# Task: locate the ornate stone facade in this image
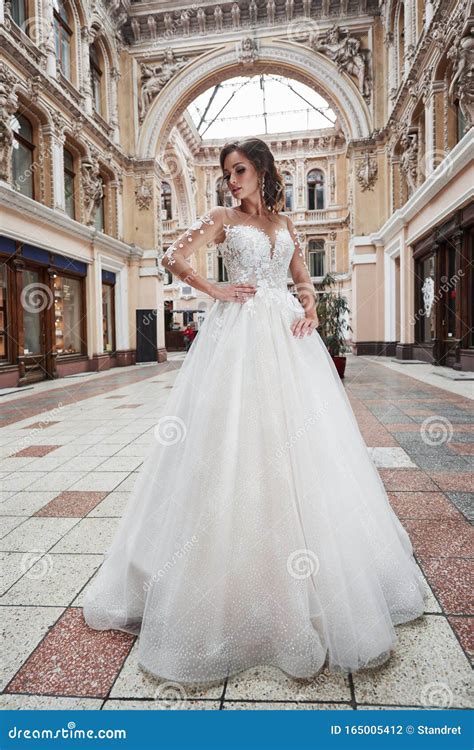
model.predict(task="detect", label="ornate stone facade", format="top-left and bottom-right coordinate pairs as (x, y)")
top-left (0, 0), bottom-right (472, 387)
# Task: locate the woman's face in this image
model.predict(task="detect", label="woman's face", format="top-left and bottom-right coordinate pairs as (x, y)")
top-left (222, 150), bottom-right (260, 201)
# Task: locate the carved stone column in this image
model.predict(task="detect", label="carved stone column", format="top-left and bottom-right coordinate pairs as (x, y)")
top-left (46, 114), bottom-right (67, 211)
top-left (42, 0), bottom-right (57, 78)
top-left (80, 26), bottom-right (94, 116)
top-left (110, 66), bottom-right (121, 144)
top-left (111, 175), bottom-right (123, 240)
top-left (295, 157), bottom-right (306, 211)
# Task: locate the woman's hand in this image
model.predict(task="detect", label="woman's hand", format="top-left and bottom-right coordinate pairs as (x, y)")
top-left (290, 314), bottom-right (318, 338)
top-left (212, 284), bottom-right (257, 303)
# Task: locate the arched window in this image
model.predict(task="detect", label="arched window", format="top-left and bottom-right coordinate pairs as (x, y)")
top-left (11, 0), bottom-right (27, 28)
top-left (216, 176), bottom-right (232, 207)
top-left (54, 1), bottom-right (73, 80)
top-left (307, 170), bottom-right (325, 210)
top-left (308, 239), bottom-right (325, 277)
top-left (283, 172), bottom-right (293, 211)
top-left (64, 147), bottom-right (75, 219)
top-left (90, 43), bottom-right (104, 116)
top-left (11, 113), bottom-right (35, 199)
top-left (161, 181), bottom-right (172, 220)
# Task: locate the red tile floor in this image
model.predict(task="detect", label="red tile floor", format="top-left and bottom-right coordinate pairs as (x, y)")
top-left (0, 354), bottom-right (472, 710)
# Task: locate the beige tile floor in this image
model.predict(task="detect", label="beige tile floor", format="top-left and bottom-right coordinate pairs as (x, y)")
top-left (0, 354), bottom-right (472, 710)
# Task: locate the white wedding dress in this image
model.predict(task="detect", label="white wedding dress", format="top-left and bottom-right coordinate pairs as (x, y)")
top-left (83, 213), bottom-right (428, 685)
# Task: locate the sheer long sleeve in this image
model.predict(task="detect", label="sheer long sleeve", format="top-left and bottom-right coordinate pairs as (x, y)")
top-left (286, 215), bottom-right (318, 319)
top-left (286, 215), bottom-right (310, 274)
top-left (162, 206), bottom-right (225, 269)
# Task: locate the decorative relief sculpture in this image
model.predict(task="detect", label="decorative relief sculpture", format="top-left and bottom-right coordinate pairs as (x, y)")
top-left (81, 157), bottom-right (103, 226)
top-left (309, 25), bottom-right (371, 100)
top-left (139, 50), bottom-right (186, 121)
top-left (356, 150), bottom-right (378, 191)
top-left (135, 177), bottom-right (153, 210)
top-left (448, 26), bottom-right (474, 130)
top-left (238, 37), bottom-right (259, 64)
top-left (0, 64), bottom-right (19, 183)
top-left (231, 3), bottom-right (241, 29)
top-left (399, 130), bottom-right (418, 195)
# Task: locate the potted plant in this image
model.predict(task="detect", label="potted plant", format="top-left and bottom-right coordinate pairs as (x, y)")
top-left (316, 272), bottom-right (352, 379)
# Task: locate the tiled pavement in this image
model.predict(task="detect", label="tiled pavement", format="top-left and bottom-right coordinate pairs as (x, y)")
top-left (0, 354), bottom-right (472, 711)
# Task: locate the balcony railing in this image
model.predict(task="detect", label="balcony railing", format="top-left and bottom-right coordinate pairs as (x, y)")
top-left (162, 219), bottom-right (178, 233)
top-left (285, 209), bottom-right (347, 224)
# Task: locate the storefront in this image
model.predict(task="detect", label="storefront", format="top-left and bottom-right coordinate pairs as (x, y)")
top-left (0, 236), bottom-right (88, 387)
top-left (410, 203), bottom-right (474, 371)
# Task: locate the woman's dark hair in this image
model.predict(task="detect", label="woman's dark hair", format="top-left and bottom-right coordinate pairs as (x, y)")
top-left (219, 138), bottom-right (285, 214)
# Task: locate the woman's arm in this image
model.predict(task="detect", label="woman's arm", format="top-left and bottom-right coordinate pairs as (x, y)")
top-left (161, 206), bottom-right (256, 304)
top-left (285, 215), bottom-right (319, 332)
top-left (161, 206), bottom-right (225, 299)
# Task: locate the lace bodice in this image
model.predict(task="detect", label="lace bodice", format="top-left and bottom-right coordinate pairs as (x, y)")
top-left (216, 224), bottom-right (295, 291)
top-left (162, 206), bottom-right (309, 295)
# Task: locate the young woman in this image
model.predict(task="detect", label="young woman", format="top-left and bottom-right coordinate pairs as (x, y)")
top-left (83, 138), bottom-right (427, 685)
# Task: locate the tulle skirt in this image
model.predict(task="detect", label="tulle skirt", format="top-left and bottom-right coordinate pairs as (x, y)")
top-left (82, 285), bottom-right (427, 684)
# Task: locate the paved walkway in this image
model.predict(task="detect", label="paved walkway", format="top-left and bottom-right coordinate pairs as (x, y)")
top-left (0, 354), bottom-right (472, 710)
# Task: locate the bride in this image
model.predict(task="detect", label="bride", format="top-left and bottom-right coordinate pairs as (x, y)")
top-left (83, 137), bottom-right (427, 685)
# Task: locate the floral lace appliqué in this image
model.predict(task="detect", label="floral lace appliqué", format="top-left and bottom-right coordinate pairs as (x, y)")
top-left (163, 214), bottom-right (215, 266)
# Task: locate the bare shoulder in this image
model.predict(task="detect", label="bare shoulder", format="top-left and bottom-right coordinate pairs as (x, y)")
top-left (207, 205), bottom-right (230, 221)
top-left (280, 213), bottom-right (292, 231)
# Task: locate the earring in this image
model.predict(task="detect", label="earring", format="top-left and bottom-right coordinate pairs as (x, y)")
top-left (261, 174), bottom-right (266, 198)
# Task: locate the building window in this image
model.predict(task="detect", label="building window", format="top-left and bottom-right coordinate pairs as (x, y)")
top-left (64, 147), bottom-right (75, 219)
top-left (307, 169), bottom-right (325, 210)
top-left (94, 175), bottom-right (105, 232)
top-left (415, 254), bottom-right (435, 343)
top-left (457, 104), bottom-right (469, 143)
top-left (397, 3), bottom-right (405, 82)
top-left (216, 177), bottom-right (233, 207)
top-left (217, 255), bottom-right (229, 282)
top-left (11, 0), bottom-right (27, 28)
top-left (0, 264), bottom-right (8, 361)
top-left (54, 1), bottom-right (72, 81)
top-left (283, 172), bottom-right (293, 211)
top-left (90, 43), bottom-right (103, 116)
top-left (309, 239), bottom-right (325, 277)
top-left (11, 113), bottom-right (35, 199)
top-left (22, 268), bottom-right (42, 354)
top-left (53, 274), bottom-right (85, 355)
top-left (102, 280), bottom-right (115, 353)
top-left (161, 181), bottom-right (172, 219)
